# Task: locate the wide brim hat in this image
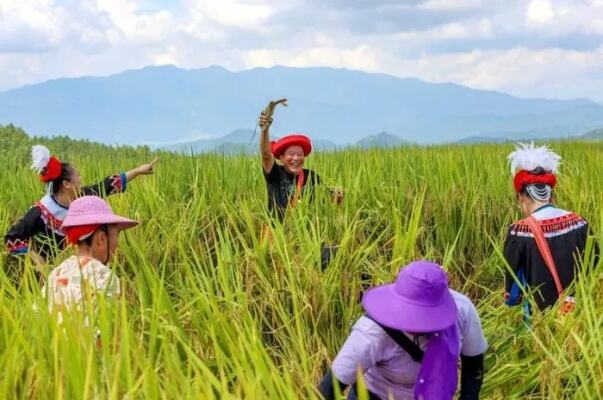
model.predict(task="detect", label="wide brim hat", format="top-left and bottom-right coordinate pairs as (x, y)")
top-left (362, 261), bottom-right (457, 332)
top-left (62, 196), bottom-right (138, 231)
top-left (271, 134), bottom-right (312, 158)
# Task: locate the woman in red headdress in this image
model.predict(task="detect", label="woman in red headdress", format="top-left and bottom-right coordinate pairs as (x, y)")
top-left (4, 145), bottom-right (157, 265)
top-left (503, 143), bottom-right (598, 313)
top-left (258, 100), bottom-right (343, 221)
top-left (258, 100), bottom-right (343, 269)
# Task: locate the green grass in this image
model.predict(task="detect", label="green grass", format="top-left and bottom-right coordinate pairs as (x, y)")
top-left (0, 127), bottom-right (602, 399)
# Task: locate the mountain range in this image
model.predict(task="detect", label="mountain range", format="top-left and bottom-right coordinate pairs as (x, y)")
top-left (0, 65), bottom-right (602, 146)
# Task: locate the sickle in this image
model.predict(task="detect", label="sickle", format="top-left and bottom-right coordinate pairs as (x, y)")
top-left (263, 98), bottom-right (288, 119)
top-left (251, 98), bottom-right (288, 144)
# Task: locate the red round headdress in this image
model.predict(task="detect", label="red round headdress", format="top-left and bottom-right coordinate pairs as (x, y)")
top-left (271, 134), bottom-right (312, 158)
top-left (41, 156), bottom-right (62, 183)
top-left (507, 143), bottom-right (561, 193)
top-left (513, 170), bottom-right (557, 193)
top-left (31, 145), bottom-right (63, 183)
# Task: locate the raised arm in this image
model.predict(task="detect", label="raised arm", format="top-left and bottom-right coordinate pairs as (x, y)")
top-left (259, 112), bottom-right (275, 173)
top-left (125, 157), bottom-right (159, 183)
top-left (259, 98), bottom-right (287, 173)
top-left (82, 158), bottom-right (159, 197)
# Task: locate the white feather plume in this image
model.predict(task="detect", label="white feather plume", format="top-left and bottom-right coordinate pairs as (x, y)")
top-left (31, 145), bottom-right (51, 173)
top-left (507, 142), bottom-right (561, 175)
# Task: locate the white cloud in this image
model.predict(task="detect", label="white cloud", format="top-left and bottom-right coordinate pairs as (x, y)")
top-left (379, 46), bottom-right (603, 102)
top-left (419, 0), bottom-right (486, 11)
top-left (186, 0), bottom-right (273, 28)
top-left (526, 0), bottom-right (555, 25)
top-left (0, 0), bottom-right (602, 103)
top-left (0, 0), bottom-right (68, 51)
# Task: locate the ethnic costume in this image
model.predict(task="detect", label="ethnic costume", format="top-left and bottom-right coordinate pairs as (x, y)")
top-left (503, 143), bottom-right (598, 311)
top-left (264, 134), bottom-right (321, 221)
top-left (264, 164), bottom-right (320, 220)
top-left (4, 145), bottom-right (127, 261)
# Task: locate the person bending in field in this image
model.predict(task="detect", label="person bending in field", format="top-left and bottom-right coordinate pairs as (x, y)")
top-left (319, 261), bottom-right (488, 400)
top-left (504, 143), bottom-right (599, 315)
top-left (43, 196), bottom-right (138, 323)
top-left (4, 145), bottom-right (157, 266)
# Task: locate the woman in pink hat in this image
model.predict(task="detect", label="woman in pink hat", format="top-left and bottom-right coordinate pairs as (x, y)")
top-left (319, 261), bottom-right (488, 400)
top-left (4, 144), bottom-right (157, 265)
top-left (43, 196), bottom-right (138, 317)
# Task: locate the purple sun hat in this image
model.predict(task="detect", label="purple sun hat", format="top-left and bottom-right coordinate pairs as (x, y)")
top-left (62, 196), bottom-right (138, 230)
top-left (362, 261), bottom-right (457, 332)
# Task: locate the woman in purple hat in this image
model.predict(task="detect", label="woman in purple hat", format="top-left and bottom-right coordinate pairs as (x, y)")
top-left (319, 261), bottom-right (488, 400)
top-left (43, 196), bottom-right (138, 319)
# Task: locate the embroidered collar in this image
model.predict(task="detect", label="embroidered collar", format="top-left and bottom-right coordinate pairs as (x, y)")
top-left (36, 194), bottom-right (69, 235)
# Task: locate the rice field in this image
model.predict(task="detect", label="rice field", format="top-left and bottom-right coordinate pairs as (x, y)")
top-left (0, 130), bottom-right (602, 399)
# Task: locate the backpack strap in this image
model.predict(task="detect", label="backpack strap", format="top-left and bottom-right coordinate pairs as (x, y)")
top-left (525, 216), bottom-right (564, 298)
top-left (365, 315), bottom-right (424, 363)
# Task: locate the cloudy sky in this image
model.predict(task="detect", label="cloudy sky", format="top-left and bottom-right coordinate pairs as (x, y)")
top-left (1, 0), bottom-right (602, 102)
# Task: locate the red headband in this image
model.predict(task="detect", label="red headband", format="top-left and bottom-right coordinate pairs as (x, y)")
top-left (64, 224), bottom-right (101, 245)
top-left (40, 156), bottom-right (63, 183)
top-left (513, 170), bottom-right (557, 193)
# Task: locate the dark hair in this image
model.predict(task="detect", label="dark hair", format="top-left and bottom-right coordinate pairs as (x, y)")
top-left (49, 162), bottom-right (74, 195)
top-left (79, 225), bottom-right (108, 246)
top-left (519, 166), bottom-right (551, 196)
top-left (528, 166), bottom-right (547, 175)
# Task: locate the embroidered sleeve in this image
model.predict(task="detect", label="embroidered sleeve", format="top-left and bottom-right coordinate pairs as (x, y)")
top-left (503, 225), bottom-right (526, 306)
top-left (81, 173), bottom-right (127, 197)
top-left (4, 206), bottom-right (44, 256)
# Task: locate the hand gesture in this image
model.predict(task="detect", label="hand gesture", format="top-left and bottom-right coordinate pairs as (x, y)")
top-left (259, 111), bottom-right (273, 131)
top-left (136, 157), bottom-right (159, 175)
top-left (330, 187), bottom-right (344, 205)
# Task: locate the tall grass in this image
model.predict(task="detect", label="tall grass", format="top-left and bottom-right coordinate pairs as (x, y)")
top-left (0, 139), bottom-right (601, 399)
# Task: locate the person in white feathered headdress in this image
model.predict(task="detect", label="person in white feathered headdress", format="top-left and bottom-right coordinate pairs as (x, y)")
top-left (503, 142), bottom-right (598, 315)
top-left (4, 144), bottom-right (158, 268)
top-left (508, 142), bottom-right (561, 213)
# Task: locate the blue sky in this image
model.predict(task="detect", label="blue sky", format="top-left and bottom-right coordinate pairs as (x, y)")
top-left (1, 0), bottom-right (602, 102)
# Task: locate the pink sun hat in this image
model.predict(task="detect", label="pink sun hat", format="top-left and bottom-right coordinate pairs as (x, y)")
top-left (62, 196), bottom-right (138, 230)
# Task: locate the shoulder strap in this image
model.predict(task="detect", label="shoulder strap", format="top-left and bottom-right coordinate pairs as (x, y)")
top-left (290, 169), bottom-right (305, 208)
top-left (366, 316), bottom-right (424, 362)
top-left (525, 216), bottom-right (564, 298)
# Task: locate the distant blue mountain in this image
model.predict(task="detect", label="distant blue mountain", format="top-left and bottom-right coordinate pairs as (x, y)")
top-left (1, 65), bottom-right (602, 145)
top-left (581, 128), bottom-right (603, 140)
top-left (356, 132), bottom-right (410, 148)
top-left (157, 128), bottom-right (340, 154)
